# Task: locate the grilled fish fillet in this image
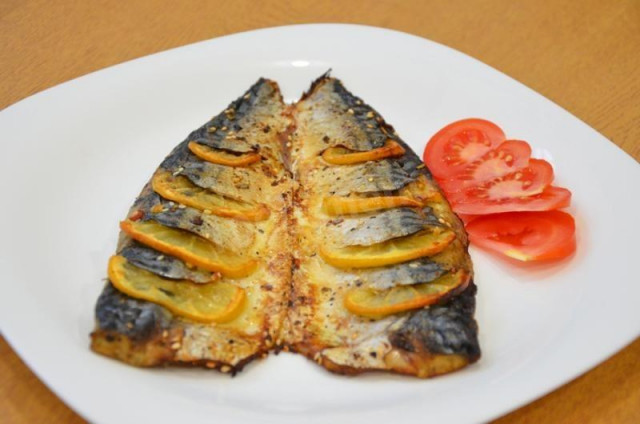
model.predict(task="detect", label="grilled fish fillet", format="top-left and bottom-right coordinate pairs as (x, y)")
top-left (91, 78), bottom-right (292, 373)
top-left (286, 75), bottom-right (480, 377)
top-left (91, 74), bottom-right (480, 378)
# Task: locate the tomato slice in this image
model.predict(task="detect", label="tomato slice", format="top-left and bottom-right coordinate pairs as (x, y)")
top-left (438, 140), bottom-right (531, 193)
top-left (466, 211), bottom-right (576, 262)
top-left (447, 159), bottom-right (554, 205)
top-left (423, 118), bottom-right (506, 179)
top-left (451, 186), bottom-right (571, 215)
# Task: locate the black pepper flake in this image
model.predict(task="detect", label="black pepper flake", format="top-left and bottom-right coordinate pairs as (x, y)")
top-left (369, 352), bottom-right (377, 358)
top-left (263, 125), bottom-right (271, 133)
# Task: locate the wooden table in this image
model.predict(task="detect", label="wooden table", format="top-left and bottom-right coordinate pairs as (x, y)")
top-left (1, 0), bottom-right (639, 422)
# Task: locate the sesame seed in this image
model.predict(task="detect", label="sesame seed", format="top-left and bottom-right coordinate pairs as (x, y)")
top-left (171, 342), bottom-right (181, 350)
top-left (347, 108), bottom-right (354, 114)
top-left (205, 361), bottom-right (216, 368)
top-left (220, 365), bottom-right (232, 373)
top-left (172, 167), bottom-right (184, 176)
top-left (221, 126), bottom-right (228, 131)
top-left (243, 93), bottom-right (251, 99)
top-left (203, 209), bottom-right (212, 215)
top-left (157, 255), bottom-right (165, 261)
top-left (416, 164), bottom-right (426, 169)
top-left (366, 111), bottom-right (374, 118)
top-left (178, 204), bottom-right (186, 209)
top-left (207, 126), bottom-right (217, 133)
top-left (367, 177), bottom-right (374, 182)
top-left (162, 330), bottom-right (168, 338)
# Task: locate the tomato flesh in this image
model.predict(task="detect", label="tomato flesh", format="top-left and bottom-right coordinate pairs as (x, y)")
top-left (466, 211), bottom-right (576, 261)
top-left (424, 119), bottom-right (506, 178)
top-left (451, 186), bottom-right (571, 215)
top-left (448, 159), bottom-right (554, 205)
top-left (438, 139), bottom-right (531, 192)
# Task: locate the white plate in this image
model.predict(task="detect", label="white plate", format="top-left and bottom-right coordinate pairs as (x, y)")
top-left (1, 24), bottom-right (638, 424)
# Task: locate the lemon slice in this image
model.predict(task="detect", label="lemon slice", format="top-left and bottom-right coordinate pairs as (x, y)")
top-left (108, 255), bottom-right (245, 323)
top-left (152, 170), bottom-right (269, 222)
top-left (344, 270), bottom-right (469, 318)
top-left (322, 140), bottom-right (405, 165)
top-left (323, 196), bottom-right (422, 216)
top-left (120, 220), bottom-right (257, 278)
top-left (319, 229), bottom-right (456, 269)
top-left (188, 141), bottom-right (261, 167)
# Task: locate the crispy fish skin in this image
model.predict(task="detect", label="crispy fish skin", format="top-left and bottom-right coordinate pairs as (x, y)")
top-left (355, 258), bottom-right (448, 290)
top-left (327, 207), bottom-right (435, 247)
top-left (120, 244), bottom-right (215, 284)
top-left (287, 74), bottom-right (480, 378)
top-left (91, 78), bottom-right (292, 372)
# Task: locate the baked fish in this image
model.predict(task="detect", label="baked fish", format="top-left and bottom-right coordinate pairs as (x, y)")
top-left (91, 74), bottom-right (480, 378)
top-left (286, 74), bottom-right (480, 377)
top-left (90, 78), bottom-right (293, 373)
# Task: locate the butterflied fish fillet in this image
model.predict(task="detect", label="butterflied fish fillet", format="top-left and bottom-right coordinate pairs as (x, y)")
top-left (91, 78), bottom-right (292, 372)
top-left (91, 74), bottom-right (480, 378)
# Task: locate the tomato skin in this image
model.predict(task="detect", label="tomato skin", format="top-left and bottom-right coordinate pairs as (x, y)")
top-left (466, 211), bottom-right (576, 262)
top-left (423, 119), bottom-right (506, 179)
top-left (438, 139), bottom-right (531, 193)
top-left (451, 186), bottom-right (571, 215)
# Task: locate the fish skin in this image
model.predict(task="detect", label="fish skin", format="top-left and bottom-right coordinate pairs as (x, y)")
top-left (159, 142), bottom-right (266, 203)
top-left (130, 184), bottom-right (256, 252)
top-left (328, 207), bottom-right (426, 246)
top-left (121, 244), bottom-right (214, 283)
top-left (388, 283), bottom-right (480, 359)
top-left (186, 78), bottom-right (283, 153)
top-left (150, 202), bottom-right (255, 252)
top-left (355, 258), bottom-right (448, 290)
top-left (324, 160), bottom-right (414, 196)
top-left (94, 283), bottom-right (170, 341)
top-left (297, 77), bottom-right (396, 151)
top-left (179, 157), bottom-right (257, 201)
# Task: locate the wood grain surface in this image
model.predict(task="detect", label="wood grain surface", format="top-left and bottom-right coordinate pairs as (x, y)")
top-left (1, 0), bottom-right (638, 423)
